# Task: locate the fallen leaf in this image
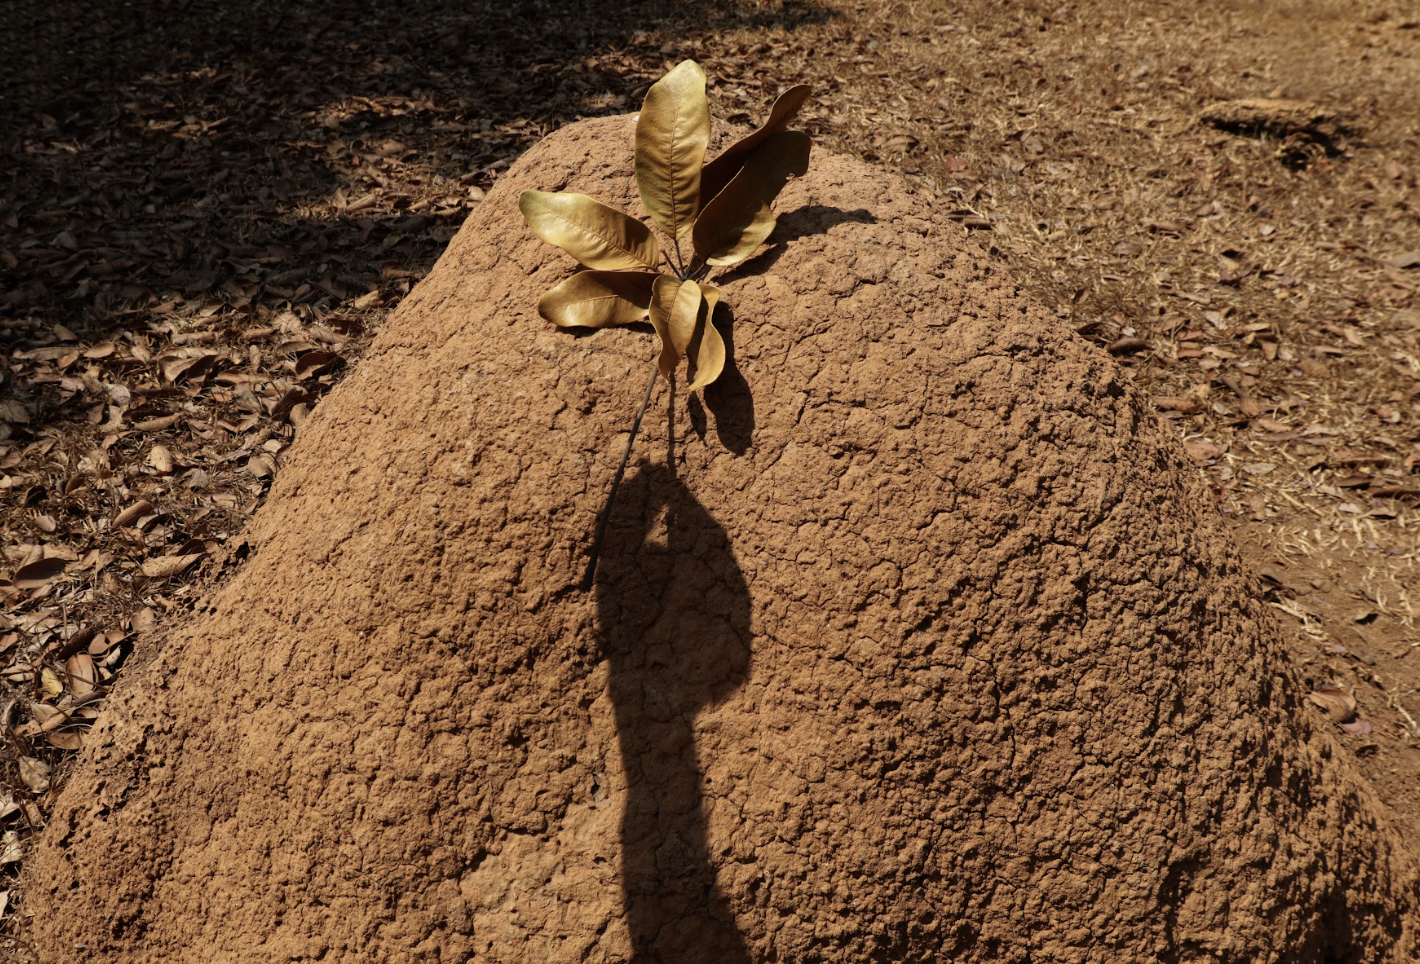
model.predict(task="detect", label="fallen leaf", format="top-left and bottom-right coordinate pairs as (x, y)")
top-left (1152, 396), bottom-right (1203, 414)
top-left (22, 703), bottom-right (68, 736)
top-left (148, 445), bottom-right (175, 474)
top-left (0, 832), bottom-right (21, 866)
top-left (1184, 441), bottom-right (1226, 461)
top-left (18, 757), bottom-right (50, 795)
top-left (1107, 337), bottom-right (1151, 355)
top-left (40, 667), bottom-right (63, 699)
top-left (1308, 686), bottom-right (1358, 722)
top-left (133, 414), bottom-right (182, 432)
top-left (160, 351), bottom-right (218, 383)
top-left (141, 553), bottom-right (204, 579)
top-left (46, 730), bottom-right (84, 751)
top-left (113, 500), bottom-right (157, 528)
top-left (12, 557), bottom-right (68, 590)
top-left (66, 652), bottom-right (98, 699)
top-left (295, 350), bottom-right (346, 379)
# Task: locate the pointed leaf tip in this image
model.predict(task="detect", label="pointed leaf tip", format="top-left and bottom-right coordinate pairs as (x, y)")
top-left (701, 84), bottom-right (813, 205)
top-left (636, 61), bottom-right (711, 240)
top-left (519, 190), bottom-right (660, 271)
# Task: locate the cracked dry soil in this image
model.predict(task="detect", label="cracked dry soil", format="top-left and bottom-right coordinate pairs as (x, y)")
top-left (22, 117), bottom-right (1420, 962)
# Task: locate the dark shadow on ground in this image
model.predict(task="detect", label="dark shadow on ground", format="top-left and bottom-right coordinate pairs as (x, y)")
top-left (0, 0), bottom-right (832, 334)
top-left (593, 461), bottom-right (752, 964)
top-left (699, 304), bottom-right (756, 455)
top-left (719, 204), bottom-right (877, 281)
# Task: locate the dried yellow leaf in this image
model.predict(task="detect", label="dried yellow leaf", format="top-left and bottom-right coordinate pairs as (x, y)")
top-left (40, 666), bottom-right (63, 699)
top-left (649, 276), bottom-right (701, 380)
top-left (635, 60), bottom-right (710, 239)
top-left (537, 271), bottom-right (658, 328)
top-left (693, 132), bottom-right (811, 267)
top-left (518, 190), bottom-right (660, 271)
top-left (687, 284), bottom-right (726, 391)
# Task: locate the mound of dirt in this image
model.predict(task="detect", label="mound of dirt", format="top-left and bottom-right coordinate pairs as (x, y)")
top-left (23, 116), bottom-right (1418, 963)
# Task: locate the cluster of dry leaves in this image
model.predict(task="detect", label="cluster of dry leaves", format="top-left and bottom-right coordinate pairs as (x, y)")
top-left (2, 0), bottom-right (1418, 946)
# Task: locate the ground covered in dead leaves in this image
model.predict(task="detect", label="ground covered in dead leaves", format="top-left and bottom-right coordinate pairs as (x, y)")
top-left (1, 0), bottom-right (1417, 950)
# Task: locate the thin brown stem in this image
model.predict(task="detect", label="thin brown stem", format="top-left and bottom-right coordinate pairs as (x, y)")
top-left (670, 235), bottom-right (689, 279)
top-left (667, 368), bottom-right (676, 470)
top-left (580, 364), bottom-right (660, 592)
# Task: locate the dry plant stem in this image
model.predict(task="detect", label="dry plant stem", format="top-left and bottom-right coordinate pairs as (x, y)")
top-left (667, 369), bottom-right (677, 470)
top-left (579, 363), bottom-right (660, 592)
top-left (669, 237), bottom-right (688, 278)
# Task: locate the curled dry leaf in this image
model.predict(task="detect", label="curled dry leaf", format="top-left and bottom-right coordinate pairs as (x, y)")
top-left (160, 351), bottom-right (219, 384)
top-left (700, 84), bottom-right (813, 205)
top-left (141, 552), bottom-right (205, 579)
top-left (693, 131), bottom-right (812, 267)
top-left (1153, 396), bottom-right (1204, 415)
top-left (46, 729), bottom-right (84, 751)
top-left (88, 631), bottom-right (126, 659)
top-left (687, 284), bottom-right (725, 392)
top-left (650, 276), bottom-right (703, 380)
top-left (66, 652), bottom-right (98, 700)
top-left (635, 59), bottom-right (710, 239)
top-left (296, 350), bottom-right (345, 379)
top-left (1308, 686), bottom-right (1358, 723)
top-left (40, 667), bottom-right (63, 699)
top-left (518, 191), bottom-right (660, 271)
top-left (113, 500), bottom-right (157, 528)
top-left (22, 702), bottom-right (68, 737)
top-left (133, 413), bottom-right (182, 432)
top-left (246, 453), bottom-right (276, 478)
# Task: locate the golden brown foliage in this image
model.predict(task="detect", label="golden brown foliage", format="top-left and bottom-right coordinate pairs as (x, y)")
top-left (520, 60), bottom-right (811, 392)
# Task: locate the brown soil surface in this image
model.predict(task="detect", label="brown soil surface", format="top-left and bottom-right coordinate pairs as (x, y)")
top-left (20, 116), bottom-right (1420, 963)
top-left (2, 0), bottom-right (1418, 956)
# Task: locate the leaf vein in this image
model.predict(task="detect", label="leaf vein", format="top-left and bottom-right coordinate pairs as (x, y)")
top-left (545, 211), bottom-right (650, 266)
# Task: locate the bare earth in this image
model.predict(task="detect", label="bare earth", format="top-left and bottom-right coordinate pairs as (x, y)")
top-left (1, 0), bottom-right (1418, 952)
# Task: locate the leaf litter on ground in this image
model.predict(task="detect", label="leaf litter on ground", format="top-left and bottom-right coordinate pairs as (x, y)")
top-left (2, 0), bottom-right (1420, 951)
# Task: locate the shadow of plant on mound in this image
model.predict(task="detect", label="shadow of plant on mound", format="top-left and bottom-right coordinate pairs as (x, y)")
top-left (684, 205), bottom-right (877, 454)
top-left (717, 204), bottom-right (878, 282)
top-left (593, 462), bottom-right (752, 964)
top-left (689, 303), bottom-right (755, 456)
